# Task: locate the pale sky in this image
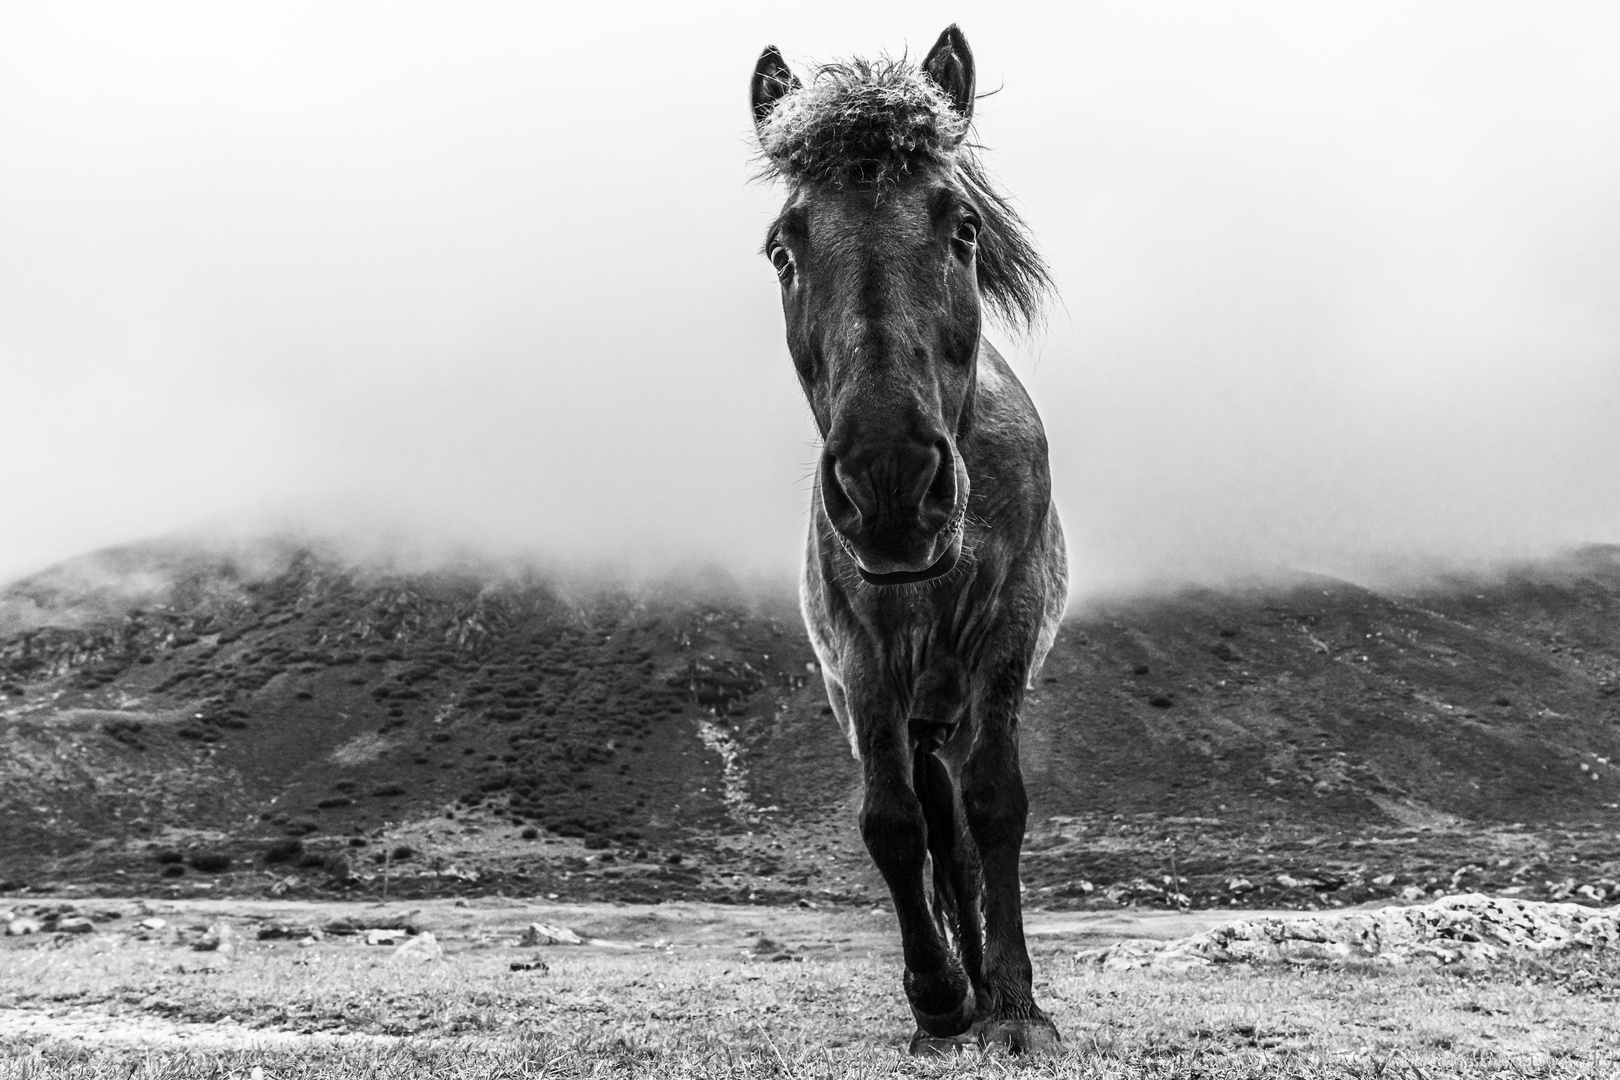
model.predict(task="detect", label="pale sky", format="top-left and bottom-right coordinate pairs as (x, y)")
top-left (3, 2), bottom-right (1618, 595)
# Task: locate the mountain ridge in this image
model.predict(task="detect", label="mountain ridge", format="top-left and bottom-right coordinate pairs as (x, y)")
top-left (2, 538), bottom-right (1617, 910)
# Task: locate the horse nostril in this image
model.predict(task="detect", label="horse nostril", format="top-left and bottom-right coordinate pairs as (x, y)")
top-left (923, 441), bottom-right (957, 518)
top-left (820, 452), bottom-right (864, 531)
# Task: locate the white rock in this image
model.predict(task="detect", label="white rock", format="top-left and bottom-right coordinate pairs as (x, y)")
top-left (195, 922), bottom-right (234, 953)
top-left (520, 922), bottom-right (583, 946)
top-left (393, 931), bottom-right (442, 961)
top-left (6, 918), bottom-right (42, 936)
top-left (365, 928), bottom-right (409, 946)
top-left (138, 917), bottom-right (168, 931)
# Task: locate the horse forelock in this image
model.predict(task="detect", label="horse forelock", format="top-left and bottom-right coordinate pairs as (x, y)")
top-left (757, 58), bottom-right (965, 188)
top-left (756, 57), bottom-right (1052, 332)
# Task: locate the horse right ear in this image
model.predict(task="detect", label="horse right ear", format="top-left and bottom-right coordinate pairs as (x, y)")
top-left (751, 46), bottom-right (800, 133)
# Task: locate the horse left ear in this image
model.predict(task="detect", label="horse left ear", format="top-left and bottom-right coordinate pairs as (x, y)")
top-left (922, 25), bottom-right (975, 123)
top-left (751, 46), bottom-right (800, 134)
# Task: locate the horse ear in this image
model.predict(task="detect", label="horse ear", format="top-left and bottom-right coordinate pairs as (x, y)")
top-left (751, 46), bottom-right (800, 133)
top-left (922, 25), bottom-right (975, 123)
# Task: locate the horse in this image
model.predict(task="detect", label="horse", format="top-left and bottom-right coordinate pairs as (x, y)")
top-left (749, 26), bottom-right (1069, 1055)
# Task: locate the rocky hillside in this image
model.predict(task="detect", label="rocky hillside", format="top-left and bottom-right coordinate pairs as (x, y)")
top-left (2, 538), bottom-right (1617, 910)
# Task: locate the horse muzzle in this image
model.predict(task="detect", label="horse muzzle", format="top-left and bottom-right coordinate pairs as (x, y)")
top-left (837, 510), bottom-right (966, 586)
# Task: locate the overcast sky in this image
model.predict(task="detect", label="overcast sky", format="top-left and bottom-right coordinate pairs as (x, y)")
top-left (3, 1), bottom-right (1618, 596)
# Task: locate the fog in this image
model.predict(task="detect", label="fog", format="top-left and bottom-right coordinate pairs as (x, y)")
top-left (3, 1), bottom-right (1618, 596)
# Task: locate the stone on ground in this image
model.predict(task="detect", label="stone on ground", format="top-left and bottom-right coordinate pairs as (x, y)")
top-left (520, 922), bottom-right (583, 946)
top-left (393, 931), bottom-right (442, 961)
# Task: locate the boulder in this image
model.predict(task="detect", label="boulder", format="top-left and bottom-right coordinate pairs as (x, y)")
top-left (393, 932), bottom-right (442, 961)
top-left (6, 918), bottom-right (42, 936)
top-left (195, 922), bottom-right (235, 953)
top-left (365, 928), bottom-right (409, 945)
top-left (520, 922), bottom-right (583, 946)
top-left (54, 916), bottom-right (96, 935)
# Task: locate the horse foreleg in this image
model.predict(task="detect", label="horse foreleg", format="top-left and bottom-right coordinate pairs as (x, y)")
top-left (961, 683), bottom-right (1060, 1054)
top-left (908, 749), bottom-right (986, 1055)
top-left (856, 712), bottom-right (976, 1039)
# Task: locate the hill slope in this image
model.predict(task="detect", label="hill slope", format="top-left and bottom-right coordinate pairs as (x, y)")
top-left (2, 539), bottom-right (1617, 909)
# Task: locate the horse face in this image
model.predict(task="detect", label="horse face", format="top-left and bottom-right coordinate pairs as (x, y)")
top-left (755, 30), bottom-right (982, 585)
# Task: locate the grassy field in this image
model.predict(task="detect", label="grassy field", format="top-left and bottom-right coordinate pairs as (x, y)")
top-left (1, 899), bottom-right (1616, 1079)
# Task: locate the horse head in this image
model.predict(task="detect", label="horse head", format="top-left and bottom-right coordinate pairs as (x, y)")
top-left (751, 27), bottom-right (1048, 586)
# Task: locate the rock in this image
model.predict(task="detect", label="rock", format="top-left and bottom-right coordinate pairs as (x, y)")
top-left (393, 931), bottom-right (441, 961)
top-left (520, 922), bottom-right (583, 946)
top-left (1079, 894), bottom-right (1620, 972)
top-left (195, 922), bottom-right (234, 953)
top-left (365, 928), bottom-right (409, 946)
top-left (138, 917), bottom-right (168, 931)
top-left (796, 898), bottom-right (816, 909)
top-left (1226, 877), bottom-right (1254, 893)
top-left (55, 916), bottom-right (96, 935)
top-left (7, 918), bottom-right (43, 936)
top-left (1399, 885), bottom-right (1426, 901)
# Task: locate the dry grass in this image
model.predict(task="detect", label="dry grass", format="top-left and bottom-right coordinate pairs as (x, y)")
top-left (2, 927), bottom-right (1618, 1078)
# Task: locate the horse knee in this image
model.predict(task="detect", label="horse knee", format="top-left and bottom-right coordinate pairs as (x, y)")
top-left (860, 791), bottom-right (927, 869)
top-left (961, 772), bottom-right (1028, 848)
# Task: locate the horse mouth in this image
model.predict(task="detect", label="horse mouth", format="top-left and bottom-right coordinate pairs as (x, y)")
top-left (846, 515), bottom-right (966, 587)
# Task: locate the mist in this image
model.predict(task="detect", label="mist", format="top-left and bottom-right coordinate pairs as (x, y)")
top-left (3, 1), bottom-right (1617, 597)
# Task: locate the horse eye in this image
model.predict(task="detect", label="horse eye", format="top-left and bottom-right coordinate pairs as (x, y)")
top-left (769, 244), bottom-right (794, 282)
top-left (955, 219), bottom-right (979, 247)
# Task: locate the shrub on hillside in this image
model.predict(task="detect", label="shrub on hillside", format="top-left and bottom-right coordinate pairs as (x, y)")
top-left (263, 839), bottom-right (303, 864)
top-left (189, 852), bottom-right (232, 873)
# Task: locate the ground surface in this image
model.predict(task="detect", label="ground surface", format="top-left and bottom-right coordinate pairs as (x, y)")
top-left (2, 539), bottom-right (1619, 913)
top-left (2, 897), bottom-right (1617, 1078)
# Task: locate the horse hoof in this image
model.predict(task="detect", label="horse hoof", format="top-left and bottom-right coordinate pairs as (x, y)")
top-left (976, 1016), bottom-right (1062, 1056)
top-left (903, 968), bottom-right (976, 1038)
top-left (909, 1029), bottom-right (976, 1057)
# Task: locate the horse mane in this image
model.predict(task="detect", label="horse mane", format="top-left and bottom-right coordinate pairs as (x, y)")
top-left (756, 57), bottom-right (1052, 333)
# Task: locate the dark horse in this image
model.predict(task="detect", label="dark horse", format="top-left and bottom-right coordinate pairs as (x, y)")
top-left (750, 26), bottom-right (1067, 1055)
